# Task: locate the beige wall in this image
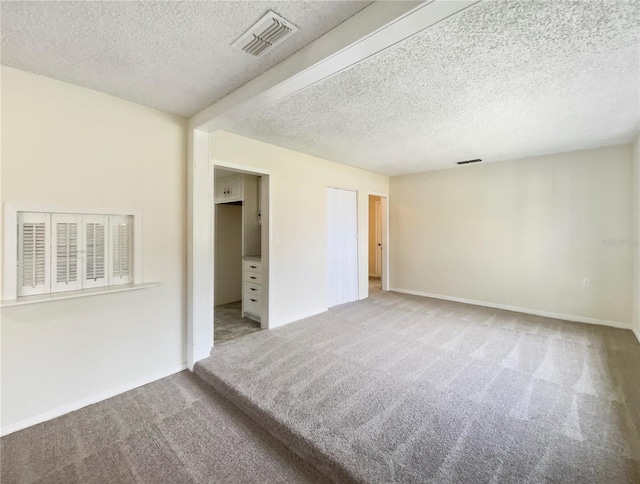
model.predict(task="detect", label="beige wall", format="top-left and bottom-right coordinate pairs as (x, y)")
top-left (368, 195), bottom-right (382, 276)
top-left (215, 204), bottom-right (242, 305)
top-left (632, 135), bottom-right (640, 341)
top-left (1, 67), bottom-right (187, 431)
top-left (211, 131), bottom-right (389, 326)
top-left (390, 145), bottom-right (634, 326)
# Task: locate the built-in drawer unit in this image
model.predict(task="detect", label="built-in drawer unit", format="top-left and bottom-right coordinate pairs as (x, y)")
top-left (243, 260), bottom-right (262, 273)
top-left (242, 256), bottom-right (262, 321)
top-left (244, 294), bottom-right (261, 316)
top-left (245, 282), bottom-right (261, 296)
top-left (244, 272), bottom-right (261, 285)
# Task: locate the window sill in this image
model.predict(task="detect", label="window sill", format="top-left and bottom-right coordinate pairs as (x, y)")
top-left (0, 283), bottom-right (158, 308)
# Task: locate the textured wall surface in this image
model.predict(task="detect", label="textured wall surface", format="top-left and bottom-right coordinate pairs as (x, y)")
top-left (0, 1), bottom-right (371, 116)
top-left (229, 0), bottom-right (640, 175)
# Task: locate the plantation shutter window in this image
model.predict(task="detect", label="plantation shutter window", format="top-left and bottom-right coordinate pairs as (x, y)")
top-left (109, 215), bottom-right (133, 285)
top-left (17, 212), bottom-right (51, 297)
top-left (51, 214), bottom-right (82, 293)
top-left (83, 215), bottom-right (108, 289)
top-left (7, 208), bottom-right (140, 302)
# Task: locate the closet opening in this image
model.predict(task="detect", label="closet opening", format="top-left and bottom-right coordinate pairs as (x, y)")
top-left (213, 166), bottom-right (268, 345)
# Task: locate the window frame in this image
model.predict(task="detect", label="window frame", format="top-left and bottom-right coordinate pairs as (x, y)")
top-left (3, 203), bottom-right (142, 302)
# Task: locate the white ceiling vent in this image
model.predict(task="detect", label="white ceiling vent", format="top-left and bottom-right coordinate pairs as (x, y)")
top-left (231, 11), bottom-right (299, 58)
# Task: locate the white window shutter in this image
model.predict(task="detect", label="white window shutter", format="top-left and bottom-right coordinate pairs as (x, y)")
top-left (82, 215), bottom-right (108, 289)
top-left (17, 212), bottom-right (51, 296)
top-left (109, 215), bottom-right (133, 285)
top-left (51, 214), bottom-right (82, 292)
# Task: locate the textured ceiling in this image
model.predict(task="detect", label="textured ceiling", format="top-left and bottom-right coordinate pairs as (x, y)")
top-left (0, 1), bottom-right (371, 117)
top-left (228, 0), bottom-right (640, 176)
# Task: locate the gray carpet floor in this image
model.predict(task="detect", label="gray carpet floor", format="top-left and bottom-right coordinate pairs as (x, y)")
top-left (0, 371), bottom-right (328, 484)
top-left (196, 289), bottom-right (640, 483)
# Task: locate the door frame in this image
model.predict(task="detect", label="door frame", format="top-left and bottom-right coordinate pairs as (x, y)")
top-left (187, 158), bottom-right (272, 370)
top-left (368, 192), bottom-right (389, 292)
top-left (210, 159), bottom-right (271, 326)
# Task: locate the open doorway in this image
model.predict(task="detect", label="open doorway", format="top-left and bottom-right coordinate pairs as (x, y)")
top-left (368, 194), bottom-right (387, 294)
top-left (213, 166), bottom-right (268, 344)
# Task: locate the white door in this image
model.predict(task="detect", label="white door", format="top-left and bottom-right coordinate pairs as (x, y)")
top-left (327, 188), bottom-right (358, 307)
top-left (374, 200), bottom-right (383, 278)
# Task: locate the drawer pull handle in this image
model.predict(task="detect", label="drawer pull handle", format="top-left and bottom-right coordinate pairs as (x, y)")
top-left (250, 288), bottom-right (257, 291)
top-left (250, 265), bottom-right (257, 269)
top-left (250, 276), bottom-right (257, 279)
top-left (250, 299), bottom-right (257, 302)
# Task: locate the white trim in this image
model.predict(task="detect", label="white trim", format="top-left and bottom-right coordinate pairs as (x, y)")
top-left (259, 173), bottom-right (271, 329)
top-left (213, 159), bottom-right (273, 177)
top-left (187, 130), bottom-right (211, 371)
top-left (3, 203), bottom-right (143, 301)
top-left (633, 327), bottom-right (640, 344)
top-left (270, 307), bottom-right (328, 329)
top-left (0, 363), bottom-right (187, 437)
top-left (0, 283), bottom-right (157, 307)
top-left (390, 287), bottom-right (633, 330)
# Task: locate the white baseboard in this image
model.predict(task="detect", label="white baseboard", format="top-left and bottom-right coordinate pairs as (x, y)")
top-left (633, 327), bottom-right (640, 344)
top-left (270, 307), bottom-right (328, 329)
top-left (390, 287), bottom-right (632, 330)
top-left (1, 362), bottom-right (187, 437)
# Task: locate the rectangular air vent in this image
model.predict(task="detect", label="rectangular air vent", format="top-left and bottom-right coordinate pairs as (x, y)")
top-left (456, 159), bottom-right (482, 165)
top-left (231, 11), bottom-right (299, 58)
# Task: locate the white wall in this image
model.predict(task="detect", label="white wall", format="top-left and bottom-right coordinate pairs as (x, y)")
top-left (632, 135), bottom-right (640, 341)
top-left (211, 131), bottom-right (389, 327)
top-left (390, 145), bottom-right (634, 327)
top-left (1, 67), bottom-right (187, 432)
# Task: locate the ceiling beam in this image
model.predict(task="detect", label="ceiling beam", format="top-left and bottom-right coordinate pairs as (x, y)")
top-left (189, 0), bottom-right (480, 133)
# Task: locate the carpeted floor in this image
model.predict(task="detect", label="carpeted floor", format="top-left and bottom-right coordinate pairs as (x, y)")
top-left (196, 289), bottom-right (640, 483)
top-left (0, 371), bottom-right (328, 484)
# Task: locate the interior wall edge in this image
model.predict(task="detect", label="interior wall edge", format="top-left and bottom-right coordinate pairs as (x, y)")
top-left (0, 363), bottom-right (187, 437)
top-left (390, 287), bottom-right (632, 331)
